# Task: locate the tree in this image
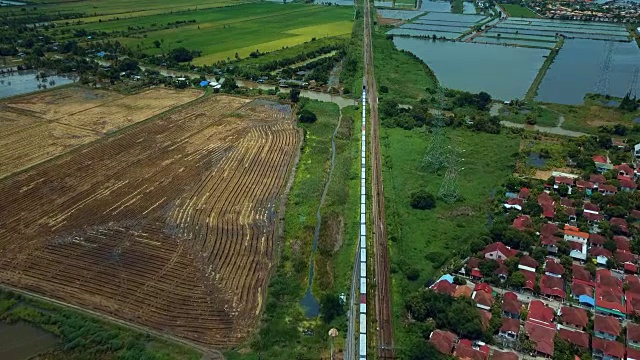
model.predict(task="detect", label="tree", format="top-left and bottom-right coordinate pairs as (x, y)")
top-left (290, 87), bottom-right (301, 103)
top-left (479, 259), bottom-right (499, 277)
top-left (118, 58), bottom-right (139, 72)
top-left (476, 91), bottom-right (492, 111)
top-left (508, 271), bottom-right (526, 288)
top-left (557, 184), bottom-right (570, 197)
top-left (585, 261), bottom-right (597, 276)
top-left (168, 47), bottom-right (193, 62)
top-left (410, 190), bottom-right (436, 210)
top-left (221, 77), bottom-right (237, 92)
top-left (319, 293), bottom-right (344, 323)
top-left (298, 109), bottom-right (317, 123)
top-left (153, 40), bottom-right (161, 48)
top-left (619, 92), bottom-right (639, 112)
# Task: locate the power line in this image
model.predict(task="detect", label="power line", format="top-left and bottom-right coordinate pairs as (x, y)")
top-left (594, 41), bottom-right (615, 96)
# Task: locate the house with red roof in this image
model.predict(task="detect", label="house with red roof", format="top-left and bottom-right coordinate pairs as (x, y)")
top-left (455, 339), bottom-right (490, 360)
top-left (554, 177), bottom-right (575, 193)
top-left (499, 318), bottom-right (520, 340)
top-left (524, 320), bottom-right (555, 358)
top-left (541, 222), bottom-right (560, 237)
top-left (504, 197), bottom-right (524, 211)
top-left (631, 209), bottom-right (640, 221)
top-left (490, 350), bottom-right (519, 360)
top-left (545, 258), bottom-right (565, 278)
top-left (527, 300), bottom-right (555, 328)
top-left (611, 218), bottom-right (629, 234)
top-left (593, 155), bottom-right (613, 173)
top-left (627, 347), bottom-right (640, 360)
top-left (482, 242), bottom-right (517, 261)
top-left (576, 180), bottom-right (595, 195)
top-left (592, 337), bottom-right (624, 360)
top-left (599, 184), bottom-right (618, 195)
top-left (475, 283), bottom-right (492, 294)
top-left (616, 250), bottom-right (636, 265)
top-left (522, 270), bottom-right (537, 292)
top-left (558, 327), bottom-right (590, 349)
top-left (502, 293), bottom-right (522, 319)
top-left (627, 292), bottom-right (640, 318)
top-left (429, 330), bottom-right (458, 355)
top-left (590, 233), bottom-right (607, 247)
top-left (479, 309), bottom-right (492, 331)
top-left (614, 236), bottom-right (631, 251)
top-left (513, 215), bottom-right (532, 230)
top-left (454, 285), bottom-right (473, 298)
top-left (518, 255), bottom-right (539, 273)
top-left (595, 271), bottom-right (626, 318)
top-left (590, 174), bottom-right (606, 186)
top-left (432, 280), bottom-right (457, 296)
top-left (616, 163), bottom-right (634, 178)
top-left (594, 314), bottom-right (622, 340)
top-left (573, 264), bottom-right (595, 286)
top-left (572, 282), bottom-right (595, 307)
top-left (518, 187), bottom-right (530, 200)
top-left (628, 322), bottom-right (640, 350)
top-left (540, 274), bottom-right (566, 300)
top-left (620, 177), bottom-right (637, 192)
top-left (559, 306), bottom-right (588, 330)
top-left (590, 247), bottom-right (613, 266)
top-left (538, 192), bottom-right (556, 218)
top-left (626, 263), bottom-right (639, 275)
top-left (564, 225), bottom-right (589, 261)
top-left (473, 290), bottom-right (495, 311)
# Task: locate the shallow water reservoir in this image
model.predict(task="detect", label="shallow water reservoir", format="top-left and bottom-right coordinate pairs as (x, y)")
top-left (0, 322), bottom-right (58, 359)
top-left (393, 37), bottom-right (548, 99)
top-left (536, 39), bottom-right (640, 104)
top-left (0, 71), bottom-right (76, 99)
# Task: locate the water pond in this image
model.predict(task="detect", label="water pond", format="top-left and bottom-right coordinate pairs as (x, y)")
top-left (378, 9), bottom-right (425, 19)
top-left (393, 37), bottom-right (548, 99)
top-left (536, 39), bottom-right (640, 104)
top-left (419, 0), bottom-right (451, 12)
top-left (0, 71), bottom-right (76, 99)
top-left (0, 322), bottom-right (58, 359)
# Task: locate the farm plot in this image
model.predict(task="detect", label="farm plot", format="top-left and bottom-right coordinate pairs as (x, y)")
top-left (0, 87), bottom-right (200, 178)
top-left (0, 95), bottom-right (300, 347)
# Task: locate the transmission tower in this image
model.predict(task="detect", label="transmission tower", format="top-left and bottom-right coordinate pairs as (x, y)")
top-left (628, 65), bottom-right (639, 97)
top-left (438, 147), bottom-right (461, 203)
top-left (594, 41), bottom-right (615, 96)
top-left (421, 122), bottom-right (448, 172)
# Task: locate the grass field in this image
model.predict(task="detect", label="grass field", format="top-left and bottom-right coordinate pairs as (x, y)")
top-left (373, 28), bottom-right (437, 104)
top-left (380, 126), bottom-right (519, 352)
top-left (393, 0), bottom-right (417, 9)
top-left (498, 104), bottom-right (560, 127)
top-left (60, 3), bottom-right (353, 65)
top-left (544, 95), bottom-right (640, 134)
top-left (501, 3), bottom-right (540, 18)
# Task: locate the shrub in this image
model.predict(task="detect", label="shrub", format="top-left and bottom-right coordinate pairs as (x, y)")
top-left (298, 109), bottom-right (317, 123)
top-left (410, 190), bottom-right (436, 210)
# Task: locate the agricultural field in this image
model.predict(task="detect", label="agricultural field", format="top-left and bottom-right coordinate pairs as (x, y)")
top-left (0, 95), bottom-right (300, 347)
top-left (53, 3), bottom-right (353, 65)
top-left (0, 86), bottom-right (201, 179)
top-left (500, 4), bottom-right (540, 18)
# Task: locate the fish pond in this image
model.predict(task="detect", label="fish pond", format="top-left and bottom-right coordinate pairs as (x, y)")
top-left (0, 322), bottom-right (58, 359)
top-left (392, 37), bottom-right (548, 99)
top-left (0, 71), bottom-right (76, 99)
top-left (536, 39), bottom-right (640, 104)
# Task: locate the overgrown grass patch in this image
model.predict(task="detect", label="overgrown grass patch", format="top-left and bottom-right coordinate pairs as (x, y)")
top-left (501, 3), bottom-right (540, 18)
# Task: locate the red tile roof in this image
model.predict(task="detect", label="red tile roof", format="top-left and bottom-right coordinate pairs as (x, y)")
top-left (541, 235), bottom-right (561, 246)
top-left (631, 209), bottom-right (640, 219)
top-left (589, 233), bottom-right (606, 246)
top-left (593, 155), bottom-right (609, 164)
top-left (506, 198), bottom-right (524, 207)
top-left (518, 187), bottom-right (530, 199)
top-left (513, 215), bottom-right (532, 230)
top-left (611, 217), bottom-right (629, 233)
top-left (490, 350), bottom-right (519, 360)
top-left (626, 263), bottom-right (639, 274)
top-left (572, 282), bottom-right (594, 298)
top-left (545, 259), bottom-right (564, 276)
top-left (584, 202), bottom-right (601, 212)
top-left (432, 280), bottom-right (457, 296)
top-left (576, 180), bottom-right (595, 189)
top-left (454, 285), bottom-right (473, 298)
top-left (558, 328), bottom-right (589, 348)
top-left (468, 257), bottom-right (481, 269)
top-left (455, 339), bottom-right (490, 360)
top-left (590, 247), bottom-right (613, 258)
top-left (599, 184), bottom-right (618, 193)
top-left (500, 317), bottom-right (520, 333)
top-left (590, 174), bottom-right (606, 184)
top-left (556, 176), bottom-right (575, 186)
top-left (542, 204), bottom-right (555, 218)
top-left (524, 320), bottom-right (555, 356)
top-left (538, 192), bottom-right (554, 206)
top-left (616, 250), bottom-right (636, 264)
top-left (594, 314), bottom-right (622, 336)
top-left (430, 330), bottom-right (457, 355)
top-left (564, 225), bottom-right (589, 239)
top-left (614, 236), bottom-right (631, 251)
top-left (504, 291), bottom-right (518, 301)
top-left (540, 274), bottom-right (566, 299)
top-left (627, 347), bottom-right (640, 360)
top-left (620, 178), bottom-right (637, 190)
top-left (519, 255), bottom-right (539, 269)
top-left (627, 293), bottom-right (640, 317)
top-left (559, 306), bottom-right (588, 328)
top-left (615, 163), bottom-right (634, 176)
top-left (482, 242), bottom-right (517, 258)
top-left (522, 270), bottom-right (537, 290)
top-left (527, 300), bottom-right (555, 326)
top-left (479, 309), bottom-right (492, 330)
top-left (541, 223), bottom-right (560, 237)
top-left (572, 265), bottom-right (594, 285)
top-left (584, 211), bottom-right (605, 222)
top-left (471, 268), bottom-right (483, 278)
top-left (473, 290), bottom-right (495, 308)
top-left (502, 296), bottom-right (522, 316)
top-left (592, 337), bottom-right (624, 359)
top-left (628, 322), bottom-right (640, 344)
top-left (475, 283), bottom-right (492, 294)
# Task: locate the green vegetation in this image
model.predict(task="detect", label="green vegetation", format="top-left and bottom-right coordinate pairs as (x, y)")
top-left (226, 100), bottom-right (359, 359)
top-left (381, 126), bottom-right (519, 354)
top-left (501, 3), bottom-right (540, 18)
top-left (498, 104), bottom-right (560, 127)
top-left (393, 0), bottom-right (417, 9)
top-left (373, 28), bottom-right (438, 104)
top-left (451, 0), bottom-right (464, 13)
top-left (341, 11), bottom-right (364, 96)
top-left (0, 288), bottom-right (201, 359)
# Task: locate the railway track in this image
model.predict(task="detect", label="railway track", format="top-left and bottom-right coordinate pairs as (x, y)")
top-left (362, 0), bottom-right (395, 358)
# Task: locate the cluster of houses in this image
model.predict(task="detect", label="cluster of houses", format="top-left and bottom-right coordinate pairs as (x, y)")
top-left (529, 1), bottom-right (640, 22)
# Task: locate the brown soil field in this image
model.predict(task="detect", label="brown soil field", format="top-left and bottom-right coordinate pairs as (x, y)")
top-left (0, 87), bottom-right (201, 178)
top-left (0, 95), bottom-right (300, 347)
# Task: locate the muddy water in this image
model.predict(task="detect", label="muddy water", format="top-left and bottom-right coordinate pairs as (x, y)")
top-left (237, 80), bottom-right (357, 109)
top-left (0, 322), bottom-right (58, 359)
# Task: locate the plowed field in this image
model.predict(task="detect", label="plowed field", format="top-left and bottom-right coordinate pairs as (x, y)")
top-left (0, 87), bottom-right (201, 178)
top-left (0, 95), bottom-right (300, 347)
